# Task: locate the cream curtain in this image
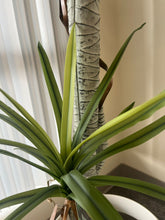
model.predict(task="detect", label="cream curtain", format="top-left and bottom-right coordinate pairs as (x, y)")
top-left (0, 0), bottom-right (68, 199)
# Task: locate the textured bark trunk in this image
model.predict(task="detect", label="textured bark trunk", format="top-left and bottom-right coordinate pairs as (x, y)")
top-left (67, 0), bottom-right (106, 176)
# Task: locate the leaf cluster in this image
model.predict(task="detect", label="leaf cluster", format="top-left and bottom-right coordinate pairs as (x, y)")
top-left (0, 23), bottom-right (165, 219)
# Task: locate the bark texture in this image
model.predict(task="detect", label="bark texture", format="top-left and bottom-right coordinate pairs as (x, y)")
top-left (67, 0), bottom-right (106, 175)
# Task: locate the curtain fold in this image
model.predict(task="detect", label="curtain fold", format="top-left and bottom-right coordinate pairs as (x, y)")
top-left (0, 0), bottom-right (67, 199)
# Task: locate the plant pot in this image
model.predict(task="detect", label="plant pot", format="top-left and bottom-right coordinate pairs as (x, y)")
top-left (55, 194), bottom-right (157, 220)
top-left (104, 194), bottom-right (158, 220)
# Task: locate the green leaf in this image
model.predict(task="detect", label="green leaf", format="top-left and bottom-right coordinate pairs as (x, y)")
top-left (0, 139), bottom-right (50, 169)
top-left (0, 114), bottom-right (64, 177)
top-left (88, 175), bottom-right (165, 201)
top-left (0, 114), bottom-right (45, 154)
top-left (0, 188), bottom-right (45, 209)
top-left (79, 115), bottom-right (165, 173)
top-left (0, 100), bottom-right (65, 173)
top-left (0, 149), bottom-right (58, 179)
top-left (0, 98), bottom-right (62, 165)
top-left (60, 24), bottom-right (76, 161)
top-left (5, 185), bottom-right (66, 220)
top-left (37, 43), bottom-right (62, 135)
top-left (68, 90), bottom-right (165, 168)
top-left (72, 23), bottom-right (146, 148)
top-left (0, 88), bottom-right (62, 164)
top-left (0, 101), bottom-right (54, 158)
top-left (119, 101), bottom-right (135, 115)
top-left (62, 170), bottom-right (122, 220)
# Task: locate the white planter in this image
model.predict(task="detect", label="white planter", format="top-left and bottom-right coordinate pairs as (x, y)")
top-left (55, 194), bottom-right (158, 220)
top-left (0, 195), bottom-right (157, 220)
top-left (105, 194), bottom-right (158, 220)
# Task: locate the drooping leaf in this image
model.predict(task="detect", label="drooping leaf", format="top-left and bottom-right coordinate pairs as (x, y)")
top-left (0, 88), bottom-right (62, 163)
top-left (88, 175), bottom-right (165, 201)
top-left (0, 113), bottom-right (46, 155)
top-left (60, 24), bottom-right (76, 161)
top-left (37, 43), bottom-right (62, 135)
top-left (0, 149), bottom-right (58, 179)
top-left (0, 139), bottom-right (50, 168)
top-left (79, 115), bottom-right (165, 173)
top-left (0, 102), bottom-right (65, 175)
top-left (72, 23), bottom-right (146, 148)
top-left (0, 114), bottom-right (64, 177)
top-left (5, 185), bottom-right (66, 220)
top-left (0, 188), bottom-right (45, 209)
top-left (62, 170), bottom-right (122, 220)
top-left (65, 90), bottom-right (165, 168)
top-left (0, 99), bottom-right (62, 164)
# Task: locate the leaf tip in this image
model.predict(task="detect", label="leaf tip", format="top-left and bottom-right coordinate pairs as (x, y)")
top-left (139, 22), bottom-right (146, 30)
top-left (37, 42), bottom-right (42, 51)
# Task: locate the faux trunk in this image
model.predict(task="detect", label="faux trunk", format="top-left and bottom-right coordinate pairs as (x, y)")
top-left (67, 0), bottom-right (106, 176)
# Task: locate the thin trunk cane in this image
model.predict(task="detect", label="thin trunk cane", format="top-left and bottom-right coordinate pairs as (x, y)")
top-left (50, 204), bottom-right (58, 220)
top-left (62, 199), bottom-right (78, 220)
top-left (62, 201), bottom-right (71, 220)
top-left (70, 201), bottom-right (79, 220)
top-left (50, 199), bottom-right (78, 220)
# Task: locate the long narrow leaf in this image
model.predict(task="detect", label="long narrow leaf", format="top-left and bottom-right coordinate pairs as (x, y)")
top-left (0, 100), bottom-right (62, 164)
top-left (65, 90), bottom-right (165, 168)
top-left (60, 24), bottom-right (76, 161)
top-left (0, 114), bottom-right (64, 177)
top-left (38, 43), bottom-right (62, 135)
top-left (0, 99), bottom-right (64, 170)
top-left (0, 88), bottom-right (62, 163)
top-left (88, 175), bottom-right (165, 201)
top-left (72, 23), bottom-right (146, 148)
top-left (79, 115), bottom-right (165, 173)
top-left (62, 170), bottom-right (122, 220)
top-left (0, 149), bottom-right (59, 179)
top-left (0, 113), bottom-right (48, 156)
top-left (0, 139), bottom-right (50, 168)
top-left (119, 101), bottom-right (135, 115)
top-left (0, 188), bottom-right (45, 209)
top-left (5, 185), bottom-right (66, 220)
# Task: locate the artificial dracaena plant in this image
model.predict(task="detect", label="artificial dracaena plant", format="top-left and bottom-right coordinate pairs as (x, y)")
top-left (0, 23), bottom-right (165, 220)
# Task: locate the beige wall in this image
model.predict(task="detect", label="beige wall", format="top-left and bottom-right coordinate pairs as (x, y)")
top-left (100, 0), bottom-right (165, 182)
